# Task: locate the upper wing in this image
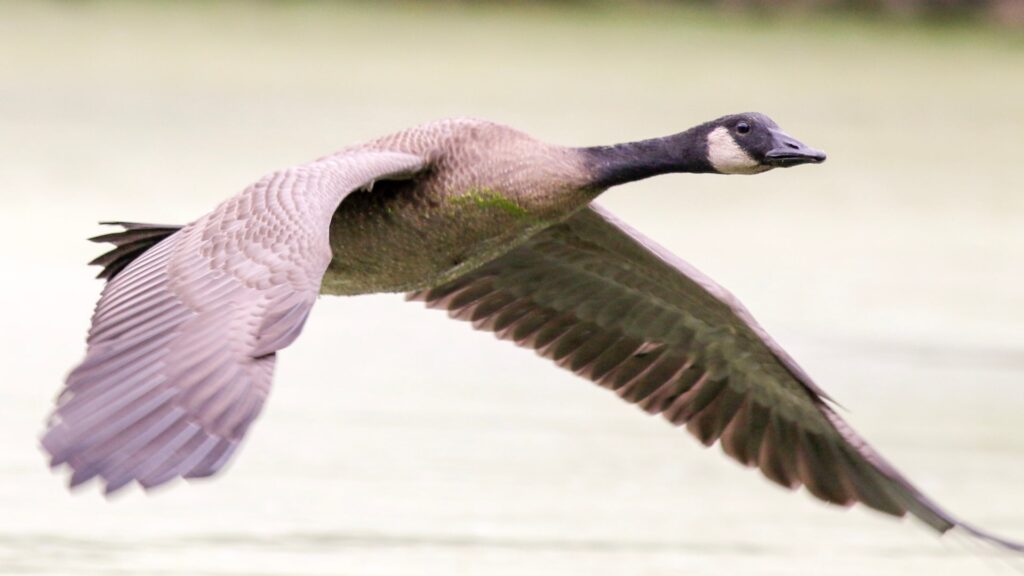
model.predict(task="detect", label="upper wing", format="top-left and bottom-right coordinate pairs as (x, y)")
top-left (44, 150), bottom-right (426, 494)
top-left (409, 203), bottom-right (1022, 551)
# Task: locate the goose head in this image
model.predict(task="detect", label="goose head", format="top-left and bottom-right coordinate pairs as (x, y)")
top-left (581, 112), bottom-right (826, 189)
top-left (704, 113), bottom-right (826, 174)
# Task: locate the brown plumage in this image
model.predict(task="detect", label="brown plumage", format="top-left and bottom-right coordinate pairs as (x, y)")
top-left (42, 115), bottom-right (1022, 552)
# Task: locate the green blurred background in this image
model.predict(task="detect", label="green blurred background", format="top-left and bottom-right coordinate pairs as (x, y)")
top-left (627, 0), bottom-right (1024, 26)
top-left (2, 1), bottom-right (1023, 575)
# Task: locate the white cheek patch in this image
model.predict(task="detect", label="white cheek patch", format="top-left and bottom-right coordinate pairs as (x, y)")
top-left (706, 127), bottom-right (768, 174)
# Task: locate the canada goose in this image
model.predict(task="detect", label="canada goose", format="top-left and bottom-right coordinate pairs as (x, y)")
top-left (42, 114), bottom-right (1021, 552)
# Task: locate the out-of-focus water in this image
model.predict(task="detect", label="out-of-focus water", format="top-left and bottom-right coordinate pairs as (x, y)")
top-left (2, 2), bottom-right (1024, 575)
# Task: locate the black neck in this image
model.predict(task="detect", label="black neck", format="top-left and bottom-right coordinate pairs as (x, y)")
top-left (578, 124), bottom-right (714, 189)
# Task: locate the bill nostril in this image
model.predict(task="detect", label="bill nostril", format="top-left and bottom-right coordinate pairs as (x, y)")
top-left (785, 141), bottom-right (800, 150)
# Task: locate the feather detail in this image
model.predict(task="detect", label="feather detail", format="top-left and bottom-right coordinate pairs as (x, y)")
top-left (407, 203), bottom-right (1024, 552)
top-left (46, 150), bottom-right (427, 493)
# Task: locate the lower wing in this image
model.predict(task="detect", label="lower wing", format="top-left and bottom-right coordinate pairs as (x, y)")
top-left (408, 203), bottom-right (1023, 552)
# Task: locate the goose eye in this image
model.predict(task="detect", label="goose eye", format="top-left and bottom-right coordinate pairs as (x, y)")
top-left (736, 122), bottom-right (751, 135)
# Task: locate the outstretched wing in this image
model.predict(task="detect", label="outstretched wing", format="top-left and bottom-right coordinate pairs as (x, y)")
top-left (409, 203), bottom-right (1022, 551)
top-left (44, 150), bottom-right (426, 494)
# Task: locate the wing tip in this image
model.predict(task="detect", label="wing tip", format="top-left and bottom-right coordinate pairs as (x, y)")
top-left (950, 521), bottom-right (1024, 554)
top-left (40, 420), bottom-right (229, 497)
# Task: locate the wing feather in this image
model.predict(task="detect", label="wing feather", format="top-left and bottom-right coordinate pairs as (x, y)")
top-left (45, 150), bottom-right (426, 494)
top-left (409, 203), bottom-right (1023, 551)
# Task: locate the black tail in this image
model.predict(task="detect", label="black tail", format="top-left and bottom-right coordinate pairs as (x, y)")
top-left (88, 222), bottom-right (183, 281)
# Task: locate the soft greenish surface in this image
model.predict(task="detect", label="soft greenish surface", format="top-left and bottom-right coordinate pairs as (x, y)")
top-left (2, 2), bottom-right (1023, 575)
top-left (451, 187), bottom-right (532, 218)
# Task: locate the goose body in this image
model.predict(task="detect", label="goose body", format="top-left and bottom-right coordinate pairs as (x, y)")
top-left (42, 114), bottom-right (1022, 552)
top-left (323, 118), bottom-right (593, 294)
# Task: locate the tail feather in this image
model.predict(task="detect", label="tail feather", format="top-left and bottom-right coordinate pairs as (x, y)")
top-left (89, 222), bottom-right (183, 281)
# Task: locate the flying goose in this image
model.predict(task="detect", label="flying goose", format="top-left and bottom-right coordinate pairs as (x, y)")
top-left (42, 114), bottom-right (1022, 551)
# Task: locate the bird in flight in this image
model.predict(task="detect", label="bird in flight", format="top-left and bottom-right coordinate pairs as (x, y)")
top-left (42, 114), bottom-right (1022, 552)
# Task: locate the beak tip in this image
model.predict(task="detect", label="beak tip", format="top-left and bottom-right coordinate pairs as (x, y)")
top-left (764, 147), bottom-right (827, 168)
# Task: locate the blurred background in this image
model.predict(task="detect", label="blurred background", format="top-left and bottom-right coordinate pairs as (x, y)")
top-left (2, 1), bottom-right (1023, 575)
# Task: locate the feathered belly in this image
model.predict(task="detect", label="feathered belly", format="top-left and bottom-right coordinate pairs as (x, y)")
top-left (319, 180), bottom-right (554, 296)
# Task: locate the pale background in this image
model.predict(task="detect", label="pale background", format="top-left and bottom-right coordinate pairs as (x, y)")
top-left (2, 2), bottom-right (1023, 575)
